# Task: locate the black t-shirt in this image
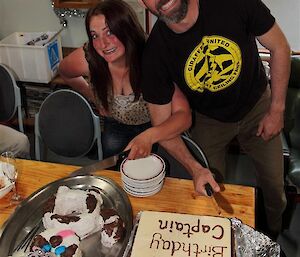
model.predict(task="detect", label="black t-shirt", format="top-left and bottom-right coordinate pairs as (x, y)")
top-left (141, 0), bottom-right (275, 122)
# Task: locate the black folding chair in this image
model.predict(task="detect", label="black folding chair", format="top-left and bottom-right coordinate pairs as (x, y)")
top-left (156, 134), bottom-right (209, 179)
top-left (0, 64), bottom-right (24, 132)
top-left (35, 89), bottom-right (103, 165)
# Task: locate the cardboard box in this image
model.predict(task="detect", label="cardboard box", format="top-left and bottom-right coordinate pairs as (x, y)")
top-left (0, 31), bottom-right (63, 83)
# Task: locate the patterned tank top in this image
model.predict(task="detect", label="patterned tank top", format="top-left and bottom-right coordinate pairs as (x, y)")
top-left (83, 43), bottom-right (150, 125)
top-left (108, 93), bottom-right (150, 125)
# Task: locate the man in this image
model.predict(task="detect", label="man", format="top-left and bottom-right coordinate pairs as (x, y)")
top-left (0, 124), bottom-right (30, 159)
top-left (135, 0), bottom-right (290, 237)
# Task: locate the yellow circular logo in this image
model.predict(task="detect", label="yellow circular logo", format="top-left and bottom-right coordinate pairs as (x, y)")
top-left (184, 36), bottom-right (241, 93)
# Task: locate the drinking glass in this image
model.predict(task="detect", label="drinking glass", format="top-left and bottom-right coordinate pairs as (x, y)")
top-left (1, 151), bottom-right (22, 204)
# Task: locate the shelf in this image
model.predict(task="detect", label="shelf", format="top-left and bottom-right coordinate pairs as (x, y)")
top-left (53, 0), bottom-right (101, 8)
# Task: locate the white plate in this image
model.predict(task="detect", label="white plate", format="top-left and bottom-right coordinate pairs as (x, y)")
top-left (123, 179), bottom-right (164, 194)
top-left (121, 171), bottom-right (165, 188)
top-left (122, 175), bottom-right (165, 190)
top-left (120, 154), bottom-right (165, 182)
top-left (123, 182), bottom-right (163, 198)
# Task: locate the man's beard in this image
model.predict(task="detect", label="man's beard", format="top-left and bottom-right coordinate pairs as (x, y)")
top-left (157, 0), bottom-right (189, 24)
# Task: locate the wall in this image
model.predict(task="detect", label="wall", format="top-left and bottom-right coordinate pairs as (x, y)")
top-left (263, 0), bottom-right (300, 51)
top-left (0, 0), bottom-right (299, 50)
top-left (0, 0), bottom-right (87, 47)
top-left (0, 0), bottom-right (144, 48)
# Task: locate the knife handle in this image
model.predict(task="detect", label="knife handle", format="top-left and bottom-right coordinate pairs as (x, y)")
top-left (116, 149), bottom-right (131, 169)
top-left (205, 183), bottom-right (213, 196)
top-left (119, 149), bottom-right (130, 160)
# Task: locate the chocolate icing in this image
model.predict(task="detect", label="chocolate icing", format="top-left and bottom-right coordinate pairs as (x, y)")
top-left (43, 195), bottom-right (56, 214)
top-left (30, 235), bottom-right (48, 251)
top-left (101, 208), bottom-right (118, 220)
top-left (102, 208), bottom-right (125, 240)
top-left (61, 244), bottom-right (78, 257)
top-left (50, 235), bottom-right (63, 247)
top-left (50, 214), bottom-right (80, 224)
top-left (86, 194), bottom-right (97, 213)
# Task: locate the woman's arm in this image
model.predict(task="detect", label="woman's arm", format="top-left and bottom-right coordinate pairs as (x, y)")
top-left (59, 47), bottom-right (95, 103)
top-left (126, 85), bottom-right (192, 158)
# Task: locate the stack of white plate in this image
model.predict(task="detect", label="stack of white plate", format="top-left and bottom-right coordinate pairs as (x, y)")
top-left (120, 154), bottom-right (166, 197)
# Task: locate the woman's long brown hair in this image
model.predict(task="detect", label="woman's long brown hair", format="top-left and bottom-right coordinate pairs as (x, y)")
top-left (85, 0), bottom-right (146, 110)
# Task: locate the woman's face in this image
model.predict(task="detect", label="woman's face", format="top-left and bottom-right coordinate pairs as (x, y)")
top-left (89, 14), bottom-right (126, 64)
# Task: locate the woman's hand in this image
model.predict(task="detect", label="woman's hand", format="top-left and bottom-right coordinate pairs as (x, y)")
top-left (125, 129), bottom-right (154, 159)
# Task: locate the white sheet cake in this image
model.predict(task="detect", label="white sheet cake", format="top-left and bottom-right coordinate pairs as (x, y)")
top-left (130, 211), bottom-right (232, 257)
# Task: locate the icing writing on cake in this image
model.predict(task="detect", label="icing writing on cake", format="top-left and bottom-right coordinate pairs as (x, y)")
top-left (150, 233), bottom-right (227, 256)
top-left (130, 211), bottom-right (232, 257)
top-left (158, 219), bottom-right (224, 239)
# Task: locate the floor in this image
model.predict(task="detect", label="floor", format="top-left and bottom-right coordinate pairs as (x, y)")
top-left (23, 123), bottom-right (300, 257)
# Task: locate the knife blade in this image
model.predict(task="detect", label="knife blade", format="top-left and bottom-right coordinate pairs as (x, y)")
top-left (205, 183), bottom-right (222, 215)
top-left (70, 150), bottom-right (129, 177)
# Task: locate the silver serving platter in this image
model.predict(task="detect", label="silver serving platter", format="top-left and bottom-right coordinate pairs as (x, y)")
top-left (0, 175), bottom-right (133, 257)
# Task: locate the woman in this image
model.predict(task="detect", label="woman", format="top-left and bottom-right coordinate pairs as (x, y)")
top-left (59, 0), bottom-right (192, 159)
top-left (59, 0), bottom-right (151, 158)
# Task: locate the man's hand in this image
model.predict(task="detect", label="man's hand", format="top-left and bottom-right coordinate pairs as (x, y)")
top-left (256, 110), bottom-right (284, 141)
top-left (192, 167), bottom-right (220, 196)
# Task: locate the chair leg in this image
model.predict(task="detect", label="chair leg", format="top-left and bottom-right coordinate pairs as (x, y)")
top-left (93, 115), bottom-right (103, 161)
top-left (35, 135), bottom-right (41, 161)
top-left (282, 185), bottom-right (298, 230)
top-left (34, 114), bottom-right (41, 160)
top-left (17, 105), bottom-right (24, 133)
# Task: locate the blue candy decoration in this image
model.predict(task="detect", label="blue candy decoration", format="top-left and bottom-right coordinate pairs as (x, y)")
top-left (42, 244), bottom-right (51, 252)
top-left (55, 245), bottom-right (66, 255)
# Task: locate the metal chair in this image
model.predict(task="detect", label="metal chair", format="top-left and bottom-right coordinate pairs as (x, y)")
top-left (156, 134), bottom-right (209, 179)
top-left (0, 64), bottom-right (24, 132)
top-left (35, 89), bottom-right (103, 165)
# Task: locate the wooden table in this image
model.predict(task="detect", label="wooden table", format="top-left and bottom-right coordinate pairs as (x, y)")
top-left (0, 159), bottom-right (255, 228)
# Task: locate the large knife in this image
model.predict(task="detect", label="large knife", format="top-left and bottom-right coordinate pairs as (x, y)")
top-left (70, 150), bottom-right (129, 177)
top-left (205, 183), bottom-right (222, 215)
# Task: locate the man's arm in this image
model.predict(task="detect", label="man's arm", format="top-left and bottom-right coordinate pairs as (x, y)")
top-left (256, 22), bottom-right (291, 141)
top-left (150, 104), bottom-right (220, 196)
top-left (126, 86), bottom-right (220, 195)
top-left (59, 47), bottom-right (95, 103)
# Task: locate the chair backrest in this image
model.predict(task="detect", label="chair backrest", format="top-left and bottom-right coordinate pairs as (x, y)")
top-left (0, 64), bottom-right (24, 132)
top-left (156, 134), bottom-right (209, 179)
top-left (35, 89), bottom-right (103, 162)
